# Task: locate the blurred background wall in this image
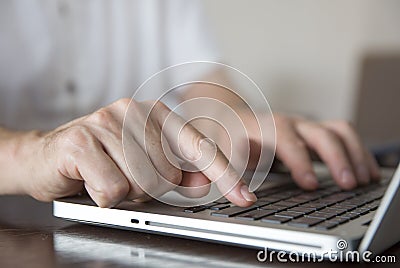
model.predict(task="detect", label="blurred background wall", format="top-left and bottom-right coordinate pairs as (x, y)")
top-left (202, 0), bottom-right (400, 147)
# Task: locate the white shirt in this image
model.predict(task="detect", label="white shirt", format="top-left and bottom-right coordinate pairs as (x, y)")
top-left (0, 0), bottom-right (218, 130)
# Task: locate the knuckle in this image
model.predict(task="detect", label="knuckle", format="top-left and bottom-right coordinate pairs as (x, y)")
top-left (184, 133), bottom-right (203, 161)
top-left (144, 100), bottom-right (169, 115)
top-left (88, 109), bottom-right (122, 138)
top-left (113, 98), bottom-right (133, 109)
top-left (61, 125), bottom-right (96, 150)
top-left (90, 109), bottom-right (114, 125)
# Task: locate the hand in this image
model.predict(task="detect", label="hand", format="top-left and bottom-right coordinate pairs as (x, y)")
top-left (18, 99), bottom-right (256, 208)
top-left (272, 114), bottom-right (381, 190)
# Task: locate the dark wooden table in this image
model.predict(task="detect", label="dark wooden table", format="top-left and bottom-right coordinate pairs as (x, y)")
top-left (0, 195), bottom-right (399, 268)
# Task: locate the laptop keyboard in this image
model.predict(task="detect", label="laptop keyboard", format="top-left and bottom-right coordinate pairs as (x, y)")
top-left (183, 178), bottom-right (389, 230)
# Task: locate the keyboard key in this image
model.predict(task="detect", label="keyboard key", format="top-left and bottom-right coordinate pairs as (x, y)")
top-left (294, 193), bottom-right (322, 201)
top-left (301, 202), bottom-right (327, 210)
top-left (306, 211), bottom-right (336, 220)
top-left (352, 207), bottom-right (370, 215)
top-left (253, 200), bottom-right (274, 208)
top-left (284, 197), bottom-right (309, 205)
top-left (261, 194), bottom-right (287, 202)
top-left (210, 206), bottom-right (255, 218)
top-left (184, 206), bottom-right (207, 213)
top-left (256, 189), bottom-right (278, 198)
top-left (288, 217), bottom-right (324, 227)
top-left (261, 215), bottom-right (291, 224)
top-left (363, 203), bottom-right (379, 211)
top-left (258, 205), bottom-right (285, 212)
top-left (273, 201), bottom-right (298, 208)
top-left (274, 211), bottom-right (304, 219)
top-left (340, 212), bottom-right (359, 220)
top-left (235, 209), bottom-right (276, 221)
top-left (258, 196), bottom-right (282, 203)
top-left (319, 207), bottom-right (346, 215)
top-left (288, 206), bottom-right (317, 214)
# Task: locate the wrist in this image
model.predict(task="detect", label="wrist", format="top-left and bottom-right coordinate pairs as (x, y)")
top-left (0, 130), bottom-right (45, 196)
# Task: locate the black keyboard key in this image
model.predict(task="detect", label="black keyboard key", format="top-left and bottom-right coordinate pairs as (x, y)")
top-left (288, 217), bottom-right (324, 227)
top-left (329, 204), bottom-right (354, 212)
top-left (260, 215), bottom-right (291, 224)
top-left (301, 202), bottom-right (327, 210)
top-left (256, 189), bottom-right (278, 198)
top-left (315, 221), bottom-right (338, 230)
top-left (315, 199), bottom-right (338, 206)
top-left (340, 212), bottom-right (359, 220)
top-left (288, 206), bottom-right (317, 214)
top-left (274, 211), bottom-right (304, 219)
top-left (273, 201), bottom-right (298, 208)
top-left (209, 203), bottom-right (230, 210)
top-left (258, 196), bottom-right (282, 203)
top-left (363, 203), bottom-right (379, 211)
top-left (294, 193), bottom-right (322, 201)
top-left (352, 207), bottom-right (370, 215)
top-left (253, 200), bottom-right (274, 208)
top-left (306, 211), bottom-right (336, 220)
top-left (258, 205), bottom-right (285, 212)
top-left (261, 194), bottom-right (288, 202)
top-left (184, 206), bottom-right (207, 213)
top-left (235, 209), bottom-right (276, 221)
top-left (210, 206), bottom-right (255, 218)
top-left (284, 197), bottom-right (309, 205)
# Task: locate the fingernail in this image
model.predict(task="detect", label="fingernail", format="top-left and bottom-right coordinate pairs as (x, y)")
top-left (240, 185), bottom-right (257, 202)
top-left (305, 173), bottom-right (319, 189)
top-left (357, 165), bottom-right (370, 185)
top-left (341, 169), bottom-right (357, 189)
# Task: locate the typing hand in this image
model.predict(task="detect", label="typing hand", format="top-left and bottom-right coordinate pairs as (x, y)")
top-left (25, 99), bottom-right (256, 208)
top-left (270, 114), bottom-right (381, 190)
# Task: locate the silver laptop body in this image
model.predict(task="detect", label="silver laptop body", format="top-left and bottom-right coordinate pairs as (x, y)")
top-left (53, 164), bottom-right (400, 257)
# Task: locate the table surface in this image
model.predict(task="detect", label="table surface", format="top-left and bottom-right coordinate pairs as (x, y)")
top-left (0, 195), bottom-right (399, 268)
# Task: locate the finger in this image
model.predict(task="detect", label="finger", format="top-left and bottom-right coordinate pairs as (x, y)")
top-left (153, 101), bottom-right (256, 207)
top-left (85, 109), bottom-right (152, 200)
top-left (122, 131), bottom-right (167, 198)
top-left (125, 100), bottom-right (183, 196)
top-left (60, 131), bottom-right (130, 208)
top-left (365, 148), bottom-right (381, 181)
top-left (295, 120), bottom-right (358, 190)
top-left (322, 121), bottom-right (373, 185)
top-left (274, 116), bottom-right (319, 190)
top-left (176, 171), bottom-right (211, 198)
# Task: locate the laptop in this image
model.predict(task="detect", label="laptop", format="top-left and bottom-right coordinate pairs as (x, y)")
top-left (53, 163), bottom-right (400, 259)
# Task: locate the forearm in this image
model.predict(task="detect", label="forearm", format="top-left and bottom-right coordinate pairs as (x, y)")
top-left (0, 127), bottom-right (42, 195)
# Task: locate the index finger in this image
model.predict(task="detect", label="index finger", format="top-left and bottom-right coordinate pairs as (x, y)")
top-left (152, 101), bottom-right (257, 207)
